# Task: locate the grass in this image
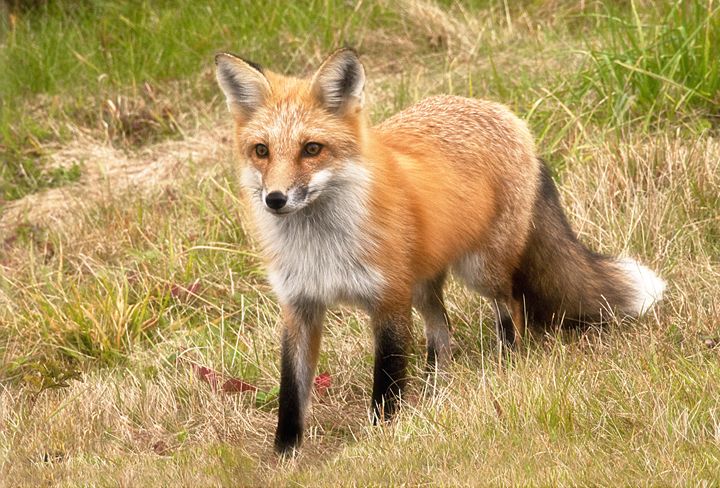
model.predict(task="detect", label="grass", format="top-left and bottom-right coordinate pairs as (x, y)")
top-left (578, 0), bottom-right (720, 130)
top-left (0, 0), bottom-right (403, 200)
top-left (1, 0), bottom-right (719, 485)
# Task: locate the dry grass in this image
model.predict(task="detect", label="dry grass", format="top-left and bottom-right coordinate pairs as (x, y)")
top-left (2, 128), bottom-right (717, 485)
top-left (0, 126), bottom-right (230, 240)
top-left (1, 1), bottom-right (719, 486)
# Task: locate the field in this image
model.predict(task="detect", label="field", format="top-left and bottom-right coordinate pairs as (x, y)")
top-left (1, 0), bottom-right (719, 485)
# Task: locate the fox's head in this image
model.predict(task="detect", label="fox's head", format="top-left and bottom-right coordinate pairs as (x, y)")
top-left (215, 49), bottom-right (367, 215)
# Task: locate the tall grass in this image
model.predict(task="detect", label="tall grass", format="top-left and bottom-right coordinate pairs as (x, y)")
top-left (579, 0), bottom-right (720, 129)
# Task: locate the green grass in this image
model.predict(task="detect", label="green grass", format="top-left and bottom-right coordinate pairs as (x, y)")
top-left (0, 0), bottom-right (398, 98)
top-left (578, 0), bottom-right (720, 130)
top-left (1, 0), bottom-right (719, 485)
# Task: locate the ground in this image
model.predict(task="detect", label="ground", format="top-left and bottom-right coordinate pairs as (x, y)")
top-left (1, 1), bottom-right (719, 486)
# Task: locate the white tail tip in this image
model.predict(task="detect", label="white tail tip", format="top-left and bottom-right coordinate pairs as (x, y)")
top-left (617, 258), bottom-right (667, 316)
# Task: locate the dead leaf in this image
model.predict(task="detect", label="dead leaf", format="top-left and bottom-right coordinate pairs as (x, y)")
top-left (182, 358), bottom-right (257, 394)
top-left (170, 279), bottom-right (201, 301)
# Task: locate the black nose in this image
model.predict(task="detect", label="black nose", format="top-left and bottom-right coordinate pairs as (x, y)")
top-left (265, 191), bottom-right (288, 210)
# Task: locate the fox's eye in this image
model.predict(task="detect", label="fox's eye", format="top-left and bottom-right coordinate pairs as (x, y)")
top-left (255, 144), bottom-right (269, 158)
top-left (303, 142), bottom-right (323, 157)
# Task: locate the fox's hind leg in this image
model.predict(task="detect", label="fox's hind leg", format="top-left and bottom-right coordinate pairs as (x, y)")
top-left (453, 252), bottom-right (526, 353)
top-left (493, 295), bottom-right (525, 353)
top-left (413, 272), bottom-right (452, 371)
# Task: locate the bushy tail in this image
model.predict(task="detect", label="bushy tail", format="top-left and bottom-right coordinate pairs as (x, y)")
top-left (513, 162), bottom-right (666, 325)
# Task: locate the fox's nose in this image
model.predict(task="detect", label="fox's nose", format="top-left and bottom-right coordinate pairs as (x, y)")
top-left (265, 191), bottom-right (288, 210)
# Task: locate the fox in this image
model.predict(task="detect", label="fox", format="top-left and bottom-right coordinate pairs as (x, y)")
top-left (214, 48), bottom-right (666, 455)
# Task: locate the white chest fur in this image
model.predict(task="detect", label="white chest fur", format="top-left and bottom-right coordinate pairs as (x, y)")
top-left (247, 164), bottom-right (384, 306)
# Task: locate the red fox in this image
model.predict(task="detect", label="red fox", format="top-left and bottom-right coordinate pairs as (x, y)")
top-left (215, 48), bottom-right (666, 454)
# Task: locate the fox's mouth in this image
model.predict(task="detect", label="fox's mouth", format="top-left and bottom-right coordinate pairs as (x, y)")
top-left (264, 197), bottom-right (315, 216)
top-left (266, 206), bottom-right (299, 216)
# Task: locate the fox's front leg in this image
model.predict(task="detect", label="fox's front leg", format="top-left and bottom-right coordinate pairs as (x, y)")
top-left (371, 304), bottom-right (412, 423)
top-left (274, 301), bottom-right (325, 455)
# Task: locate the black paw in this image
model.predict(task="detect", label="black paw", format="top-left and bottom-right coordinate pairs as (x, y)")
top-left (274, 429), bottom-right (302, 456)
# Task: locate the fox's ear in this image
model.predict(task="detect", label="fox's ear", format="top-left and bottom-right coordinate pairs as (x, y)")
top-left (311, 48), bottom-right (365, 114)
top-left (215, 53), bottom-right (270, 118)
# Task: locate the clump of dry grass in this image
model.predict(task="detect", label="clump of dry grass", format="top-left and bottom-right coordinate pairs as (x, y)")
top-left (101, 83), bottom-right (184, 147)
top-left (0, 126), bottom-right (231, 241)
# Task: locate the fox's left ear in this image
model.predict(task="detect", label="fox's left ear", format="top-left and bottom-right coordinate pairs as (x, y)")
top-left (311, 48), bottom-right (365, 114)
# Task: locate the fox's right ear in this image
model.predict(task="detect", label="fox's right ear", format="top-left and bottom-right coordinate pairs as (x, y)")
top-left (215, 53), bottom-right (270, 119)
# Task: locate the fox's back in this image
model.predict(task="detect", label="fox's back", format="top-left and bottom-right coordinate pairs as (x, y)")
top-left (368, 95), bottom-right (542, 280)
top-left (375, 95), bottom-right (537, 175)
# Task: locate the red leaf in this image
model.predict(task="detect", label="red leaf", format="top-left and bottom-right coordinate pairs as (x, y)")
top-left (191, 364), bottom-right (221, 392)
top-left (170, 280), bottom-right (201, 300)
top-left (222, 377), bottom-right (258, 393)
top-left (169, 284), bottom-right (183, 298)
top-left (314, 372), bottom-right (331, 394)
top-left (184, 360), bottom-right (257, 394)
